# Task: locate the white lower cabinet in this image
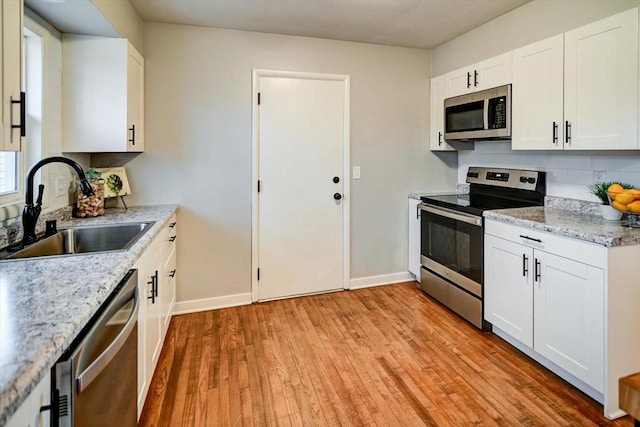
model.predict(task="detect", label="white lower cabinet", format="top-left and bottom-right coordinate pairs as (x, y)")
top-left (6, 371), bottom-right (50, 427)
top-left (484, 218), bottom-right (640, 419)
top-left (408, 198), bottom-right (421, 280)
top-left (533, 250), bottom-right (604, 392)
top-left (135, 214), bottom-right (178, 419)
top-left (484, 234), bottom-right (534, 347)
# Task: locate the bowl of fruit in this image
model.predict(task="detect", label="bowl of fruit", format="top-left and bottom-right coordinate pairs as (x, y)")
top-left (607, 183), bottom-right (640, 226)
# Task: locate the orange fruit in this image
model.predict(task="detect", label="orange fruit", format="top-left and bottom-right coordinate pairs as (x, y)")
top-left (629, 201), bottom-right (640, 214)
top-left (612, 200), bottom-right (630, 212)
top-left (615, 191), bottom-right (635, 205)
top-left (630, 189), bottom-right (640, 200)
top-left (609, 183), bottom-right (624, 193)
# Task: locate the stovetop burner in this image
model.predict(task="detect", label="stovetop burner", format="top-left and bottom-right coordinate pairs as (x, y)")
top-left (420, 167), bottom-right (546, 216)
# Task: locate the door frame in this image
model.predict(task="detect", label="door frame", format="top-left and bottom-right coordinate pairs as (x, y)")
top-left (251, 69), bottom-right (351, 302)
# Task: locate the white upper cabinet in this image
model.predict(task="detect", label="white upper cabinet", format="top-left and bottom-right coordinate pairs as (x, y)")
top-left (512, 35), bottom-right (564, 150)
top-left (62, 35), bottom-right (145, 152)
top-left (429, 75), bottom-right (455, 151)
top-left (1, 0), bottom-right (24, 151)
top-left (564, 8), bottom-right (638, 150)
top-left (127, 44), bottom-right (145, 151)
top-left (444, 52), bottom-right (512, 98)
top-left (512, 8), bottom-right (638, 151)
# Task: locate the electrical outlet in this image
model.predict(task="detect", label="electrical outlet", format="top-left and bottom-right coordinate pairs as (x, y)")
top-left (353, 166), bottom-right (361, 180)
top-left (593, 171), bottom-right (607, 184)
top-left (55, 176), bottom-right (67, 197)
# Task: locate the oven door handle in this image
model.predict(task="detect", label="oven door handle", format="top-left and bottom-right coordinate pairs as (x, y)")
top-left (76, 286), bottom-right (140, 393)
top-left (419, 203), bottom-right (482, 226)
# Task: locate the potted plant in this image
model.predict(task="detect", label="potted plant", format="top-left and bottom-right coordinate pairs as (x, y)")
top-left (589, 181), bottom-right (632, 220)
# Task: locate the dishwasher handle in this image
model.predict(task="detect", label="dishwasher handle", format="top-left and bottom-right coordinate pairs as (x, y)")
top-left (76, 275), bottom-right (140, 393)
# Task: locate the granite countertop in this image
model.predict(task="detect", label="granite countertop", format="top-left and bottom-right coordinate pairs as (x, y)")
top-left (0, 204), bottom-right (179, 425)
top-left (484, 206), bottom-right (640, 247)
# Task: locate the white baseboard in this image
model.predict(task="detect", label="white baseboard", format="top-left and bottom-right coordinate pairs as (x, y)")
top-left (172, 292), bottom-right (252, 315)
top-left (349, 272), bottom-right (414, 290)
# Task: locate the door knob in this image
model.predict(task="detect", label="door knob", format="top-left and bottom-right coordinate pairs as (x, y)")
top-left (333, 176), bottom-right (340, 183)
top-left (333, 193), bottom-right (342, 200)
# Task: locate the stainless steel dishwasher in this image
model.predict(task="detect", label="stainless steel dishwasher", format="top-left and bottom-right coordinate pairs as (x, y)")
top-left (53, 269), bottom-right (139, 427)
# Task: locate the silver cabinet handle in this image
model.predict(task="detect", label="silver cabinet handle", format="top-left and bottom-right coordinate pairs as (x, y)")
top-left (76, 286), bottom-right (140, 393)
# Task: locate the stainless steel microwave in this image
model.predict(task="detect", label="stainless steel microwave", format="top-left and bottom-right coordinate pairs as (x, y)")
top-left (444, 84), bottom-right (511, 141)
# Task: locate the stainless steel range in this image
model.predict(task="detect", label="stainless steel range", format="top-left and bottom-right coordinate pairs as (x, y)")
top-left (418, 167), bottom-right (545, 329)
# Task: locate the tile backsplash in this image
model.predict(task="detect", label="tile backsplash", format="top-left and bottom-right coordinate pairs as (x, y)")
top-left (458, 141), bottom-right (640, 202)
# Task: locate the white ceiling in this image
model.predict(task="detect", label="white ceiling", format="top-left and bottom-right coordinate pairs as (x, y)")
top-left (129, 0), bottom-right (530, 49)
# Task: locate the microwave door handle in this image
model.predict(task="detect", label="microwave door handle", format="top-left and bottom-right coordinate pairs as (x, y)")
top-left (75, 286), bottom-right (140, 393)
top-left (483, 99), bottom-right (489, 131)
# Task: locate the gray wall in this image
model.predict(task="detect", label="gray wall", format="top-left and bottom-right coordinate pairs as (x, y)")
top-left (433, 0), bottom-right (640, 202)
top-left (128, 23), bottom-right (456, 302)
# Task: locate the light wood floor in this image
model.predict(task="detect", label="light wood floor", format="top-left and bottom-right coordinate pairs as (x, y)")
top-left (139, 282), bottom-right (633, 426)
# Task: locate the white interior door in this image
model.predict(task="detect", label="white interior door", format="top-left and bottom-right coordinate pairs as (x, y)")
top-left (257, 75), bottom-right (346, 300)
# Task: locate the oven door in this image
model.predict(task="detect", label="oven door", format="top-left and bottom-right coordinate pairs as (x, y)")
top-left (419, 203), bottom-right (483, 297)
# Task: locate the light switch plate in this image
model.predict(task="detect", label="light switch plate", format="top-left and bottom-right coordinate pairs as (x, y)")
top-left (55, 176), bottom-right (67, 197)
top-left (593, 171), bottom-right (606, 184)
top-left (353, 166), bottom-right (361, 180)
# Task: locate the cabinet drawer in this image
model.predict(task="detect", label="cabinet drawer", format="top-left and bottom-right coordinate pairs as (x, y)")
top-left (485, 219), bottom-right (605, 268)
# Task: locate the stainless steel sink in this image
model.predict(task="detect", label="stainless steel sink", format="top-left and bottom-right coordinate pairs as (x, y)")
top-left (2, 221), bottom-right (155, 260)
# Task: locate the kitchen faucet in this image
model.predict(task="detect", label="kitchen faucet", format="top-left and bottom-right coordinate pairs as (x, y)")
top-left (21, 156), bottom-right (94, 246)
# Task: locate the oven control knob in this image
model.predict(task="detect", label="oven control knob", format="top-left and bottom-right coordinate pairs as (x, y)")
top-left (519, 177), bottom-right (527, 183)
top-left (527, 177), bottom-right (536, 184)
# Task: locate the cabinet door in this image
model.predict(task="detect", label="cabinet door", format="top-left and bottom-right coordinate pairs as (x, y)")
top-left (444, 65), bottom-right (474, 98)
top-left (484, 234), bottom-right (534, 347)
top-left (127, 44), bottom-right (144, 152)
top-left (1, 0), bottom-right (23, 151)
top-left (474, 51), bottom-right (512, 91)
top-left (512, 35), bottom-right (564, 150)
top-left (163, 234), bottom-right (177, 333)
top-left (430, 75), bottom-right (455, 151)
top-left (145, 249), bottom-right (163, 385)
top-left (136, 272), bottom-right (148, 419)
top-left (6, 371), bottom-right (50, 427)
top-left (564, 7), bottom-right (638, 150)
top-left (408, 198), bottom-right (421, 279)
top-left (534, 251), bottom-right (604, 392)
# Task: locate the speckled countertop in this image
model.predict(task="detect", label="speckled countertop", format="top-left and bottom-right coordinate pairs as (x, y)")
top-left (0, 204), bottom-right (178, 426)
top-left (484, 206), bottom-right (640, 247)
